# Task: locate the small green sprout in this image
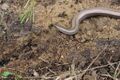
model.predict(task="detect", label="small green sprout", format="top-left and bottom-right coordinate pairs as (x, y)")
top-left (19, 0), bottom-right (36, 24)
top-left (0, 70), bottom-right (22, 80)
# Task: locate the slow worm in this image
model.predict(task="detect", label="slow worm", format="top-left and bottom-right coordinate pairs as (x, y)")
top-left (54, 7), bottom-right (120, 35)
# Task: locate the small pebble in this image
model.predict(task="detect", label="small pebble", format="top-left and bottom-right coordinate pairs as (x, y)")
top-left (33, 70), bottom-right (39, 77)
top-left (1, 3), bottom-right (9, 10)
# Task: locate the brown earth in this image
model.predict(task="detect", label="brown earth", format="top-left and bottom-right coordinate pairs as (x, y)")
top-left (0, 0), bottom-right (120, 80)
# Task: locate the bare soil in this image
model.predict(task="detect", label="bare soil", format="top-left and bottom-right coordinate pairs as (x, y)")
top-left (0, 0), bottom-right (120, 80)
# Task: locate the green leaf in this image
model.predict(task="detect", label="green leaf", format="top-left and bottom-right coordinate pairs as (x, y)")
top-left (0, 71), bottom-right (13, 77)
